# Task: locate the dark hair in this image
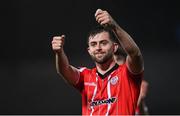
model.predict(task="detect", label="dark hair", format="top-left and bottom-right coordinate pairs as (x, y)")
top-left (87, 25), bottom-right (118, 44)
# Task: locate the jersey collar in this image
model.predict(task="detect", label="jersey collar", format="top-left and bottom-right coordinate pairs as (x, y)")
top-left (96, 63), bottom-right (119, 79)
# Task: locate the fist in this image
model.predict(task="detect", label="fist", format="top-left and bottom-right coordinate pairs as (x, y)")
top-left (51, 35), bottom-right (65, 53)
top-left (95, 9), bottom-right (115, 27)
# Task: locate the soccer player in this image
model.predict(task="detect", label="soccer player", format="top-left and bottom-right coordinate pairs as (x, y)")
top-left (51, 9), bottom-right (144, 115)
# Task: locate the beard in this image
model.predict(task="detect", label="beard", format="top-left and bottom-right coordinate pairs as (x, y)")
top-left (90, 51), bottom-right (113, 64)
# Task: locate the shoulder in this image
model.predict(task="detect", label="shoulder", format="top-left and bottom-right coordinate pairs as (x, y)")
top-left (75, 67), bottom-right (96, 86)
top-left (117, 63), bottom-right (126, 71)
top-left (77, 67), bottom-right (95, 74)
top-left (119, 63), bottom-right (144, 78)
top-left (77, 67), bottom-right (87, 72)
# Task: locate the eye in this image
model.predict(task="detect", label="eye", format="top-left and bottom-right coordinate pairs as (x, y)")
top-left (101, 41), bottom-right (108, 45)
top-left (90, 42), bottom-right (96, 47)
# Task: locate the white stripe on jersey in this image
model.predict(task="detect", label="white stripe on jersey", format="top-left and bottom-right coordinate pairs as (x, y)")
top-left (85, 82), bottom-right (96, 86)
top-left (106, 74), bottom-right (112, 116)
top-left (90, 74), bottom-right (98, 116)
top-left (78, 67), bottom-right (86, 72)
top-left (76, 67), bottom-right (86, 84)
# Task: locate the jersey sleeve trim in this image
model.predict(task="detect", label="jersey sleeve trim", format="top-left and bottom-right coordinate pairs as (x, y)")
top-left (125, 63), bottom-right (144, 76)
top-left (75, 67), bottom-right (87, 85)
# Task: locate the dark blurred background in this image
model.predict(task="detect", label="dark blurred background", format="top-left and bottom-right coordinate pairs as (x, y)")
top-left (0, 0), bottom-right (180, 114)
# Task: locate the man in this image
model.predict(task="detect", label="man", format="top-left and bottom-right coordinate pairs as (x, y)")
top-left (51, 9), bottom-right (144, 115)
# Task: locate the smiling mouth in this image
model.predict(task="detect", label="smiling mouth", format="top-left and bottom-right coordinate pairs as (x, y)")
top-left (95, 52), bottom-right (105, 54)
top-left (96, 53), bottom-right (103, 55)
top-left (95, 53), bottom-right (104, 58)
top-left (95, 53), bottom-right (104, 56)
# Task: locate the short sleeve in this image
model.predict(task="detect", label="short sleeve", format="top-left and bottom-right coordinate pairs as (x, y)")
top-left (122, 64), bottom-right (143, 87)
top-left (124, 64), bottom-right (144, 79)
top-left (73, 67), bottom-right (87, 93)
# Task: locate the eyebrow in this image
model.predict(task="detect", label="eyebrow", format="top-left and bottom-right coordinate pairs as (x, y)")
top-left (89, 41), bottom-right (96, 44)
top-left (89, 40), bottom-right (109, 45)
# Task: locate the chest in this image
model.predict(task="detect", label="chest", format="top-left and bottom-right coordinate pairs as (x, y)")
top-left (84, 72), bottom-right (120, 102)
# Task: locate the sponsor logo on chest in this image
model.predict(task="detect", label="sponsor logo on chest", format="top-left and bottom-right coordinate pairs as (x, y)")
top-left (89, 97), bottom-right (117, 107)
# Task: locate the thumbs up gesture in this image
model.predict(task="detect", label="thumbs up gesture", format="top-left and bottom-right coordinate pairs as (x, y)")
top-left (95, 9), bottom-right (117, 28)
top-left (51, 35), bottom-right (65, 53)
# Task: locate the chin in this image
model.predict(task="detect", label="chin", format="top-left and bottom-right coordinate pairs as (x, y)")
top-left (95, 58), bottom-right (109, 64)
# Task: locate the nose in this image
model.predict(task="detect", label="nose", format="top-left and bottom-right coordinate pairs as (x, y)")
top-left (95, 43), bottom-right (102, 51)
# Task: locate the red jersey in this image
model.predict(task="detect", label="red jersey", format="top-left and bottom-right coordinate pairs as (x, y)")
top-left (74, 64), bottom-right (143, 115)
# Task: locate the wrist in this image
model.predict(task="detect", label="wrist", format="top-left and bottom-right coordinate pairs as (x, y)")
top-left (55, 49), bottom-right (64, 55)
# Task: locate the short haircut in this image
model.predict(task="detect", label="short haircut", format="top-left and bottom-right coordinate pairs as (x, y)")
top-left (87, 25), bottom-right (118, 44)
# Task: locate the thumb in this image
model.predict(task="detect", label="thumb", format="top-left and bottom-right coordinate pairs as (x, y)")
top-left (95, 9), bottom-right (103, 17)
top-left (60, 34), bottom-right (66, 46)
top-left (61, 35), bottom-right (65, 38)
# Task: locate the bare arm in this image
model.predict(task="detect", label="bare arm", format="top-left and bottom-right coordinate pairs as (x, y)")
top-left (52, 35), bottom-right (80, 85)
top-left (95, 9), bottom-right (144, 74)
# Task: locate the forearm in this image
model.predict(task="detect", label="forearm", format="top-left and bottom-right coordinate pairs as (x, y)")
top-left (56, 50), bottom-right (69, 74)
top-left (52, 35), bottom-right (80, 84)
top-left (55, 50), bottom-right (79, 85)
top-left (112, 24), bottom-right (141, 57)
top-left (112, 23), bottom-right (144, 73)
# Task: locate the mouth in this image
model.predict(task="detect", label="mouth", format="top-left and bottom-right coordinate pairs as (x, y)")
top-left (95, 51), bottom-right (105, 54)
top-left (95, 52), bottom-right (105, 58)
top-left (95, 52), bottom-right (104, 55)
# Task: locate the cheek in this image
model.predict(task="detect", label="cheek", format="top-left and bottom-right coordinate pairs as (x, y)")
top-left (88, 48), bottom-right (94, 55)
top-left (106, 46), bottom-right (114, 52)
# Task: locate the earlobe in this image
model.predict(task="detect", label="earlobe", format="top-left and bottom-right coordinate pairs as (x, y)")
top-left (113, 43), bottom-right (119, 53)
top-left (87, 47), bottom-right (91, 55)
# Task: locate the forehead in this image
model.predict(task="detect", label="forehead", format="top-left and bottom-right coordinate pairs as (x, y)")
top-left (88, 31), bottom-right (111, 43)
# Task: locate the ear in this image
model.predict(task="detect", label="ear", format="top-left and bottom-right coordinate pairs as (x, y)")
top-left (87, 47), bottom-right (91, 55)
top-left (113, 43), bottom-right (119, 53)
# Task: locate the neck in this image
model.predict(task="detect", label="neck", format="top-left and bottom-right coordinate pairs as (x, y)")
top-left (96, 58), bottom-right (116, 75)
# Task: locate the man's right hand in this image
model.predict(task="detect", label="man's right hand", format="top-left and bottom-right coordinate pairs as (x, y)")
top-left (51, 35), bottom-right (65, 53)
top-left (95, 9), bottom-right (117, 28)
